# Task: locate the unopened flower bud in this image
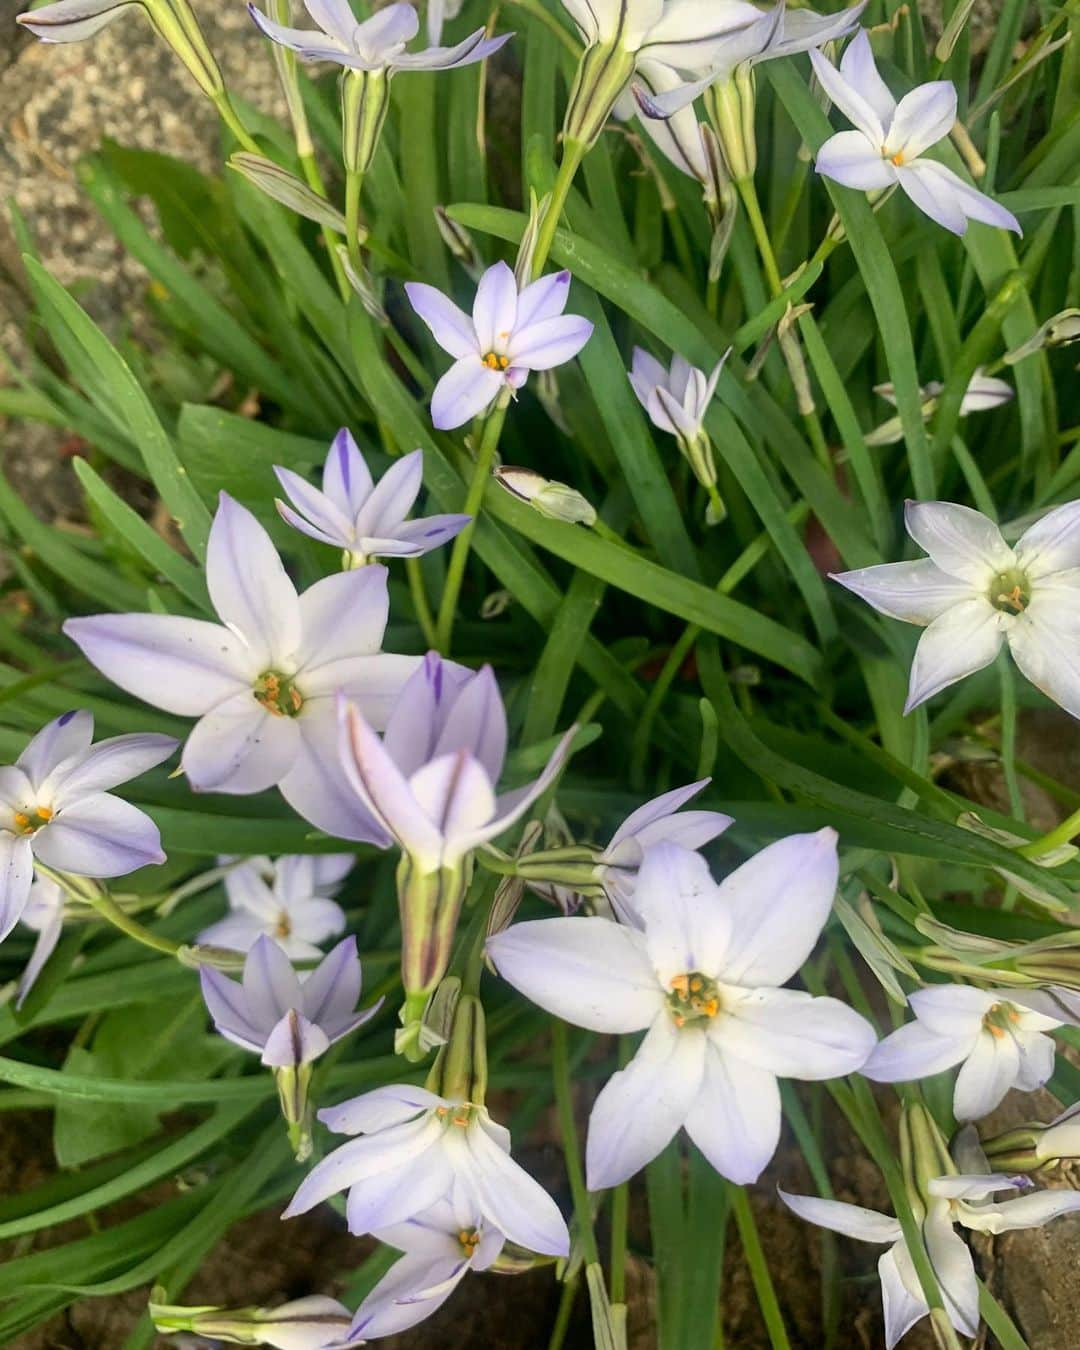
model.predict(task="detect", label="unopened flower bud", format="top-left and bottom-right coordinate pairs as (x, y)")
top-left (426, 992), bottom-right (488, 1105)
top-left (704, 70), bottom-right (757, 182)
top-left (901, 1101), bottom-right (955, 1219)
top-left (563, 40), bottom-right (637, 150)
top-left (494, 466), bottom-right (597, 526)
top-left (150, 1290), bottom-right (362, 1347)
top-left (1005, 308), bottom-right (1080, 364)
top-left (395, 854), bottom-right (474, 1061)
top-left (341, 68), bottom-right (392, 175)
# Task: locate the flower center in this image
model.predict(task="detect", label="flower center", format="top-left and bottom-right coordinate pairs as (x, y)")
top-left (982, 1001), bottom-right (1021, 1040)
top-left (12, 804), bottom-right (52, 835)
top-left (667, 972), bottom-right (721, 1028)
top-left (989, 569), bottom-right (1031, 614)
top-left (458, 1227), bottom-right (481, 1258)
top-left (482, 351), bottom-right (510, 371)
top-left (275, 912), bottom-right (292, 938)
top-left (889, 151), bottom-right (906, 166)
top-left (253, 670), bottom-right (304, 717)
top-left (436, 1102), bottom-right (479, 1128)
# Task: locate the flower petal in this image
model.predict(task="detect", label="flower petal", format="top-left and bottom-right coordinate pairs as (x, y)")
top-left (905, 500), bottom-right (1014, 583)
top-left (719, 988), bottom-right (876, 1079)
top-left (300, 935), bottom-right (362, 1033)
top-left (430, 357), bottom-right (504, 430)
top-left (885, 81), bottom-right (956, 160)
top-left (464, 1121), bottom-right (570, 1256)
top-left (0, 833), bottom-right (35, 944)
top-left (815, 130), bottom-right (895, 190)
top-left (305, 0), bottom-right (367, 44)
top-left (183, 692), bottom-right (300, 795)
top-left (261, 1009), bottom-right (331, 1067)
top-left (283, 1116), bottom-right (442, 1218)
top-left (779, 1190), bottom-right (902, 1243)
top-left (319, 1085), bottom-right (447, 1135)
top-left (905, 597), bottom-right (1003, 712)
top-left (971, 1188), bottom-right (1080, 1234)
top-left (605, 778), bottom-right (714, 857)
top-left (836, 27), bottom-right (895, 126)
top-left (353, 1), bottom-right (419, 55)
top-left (63, 614), bottom-right (250, 715)
top-left (924, 1205), bottom-right (979, 1337)
top-left (682, 1038), bottom-right (781, 1184)
top-left (16, 710), bottom-right (94, 788)
top-left (47, 732), bottom-right (177, 802)
top-left (199, 966), bottom-right (264, 1053)
top-left (953, 1028), bottom-right (1021, 1121)
top-left (404, 283), bottom-right (478, 359)
top-left (279, 701), bottom-right (391, 846)
top-left (353, 1250), bottom-right (466, 1339)
top-left (368, 514), bottom-right (470, 558)
top-left (586, 1015), bottom-right (705, 1189)
top-left (16, 0), bottom-right (139, 43)
top-left (809, 40), bottom-right (885, 144)
top-left (323, 428), bottom-right (375, 517)
top-left (507, 315), bottom-right (593, 371)
top-left (354, 451), bottom-right (424, 539)
top-left (907, 983), bottom-right (995, 1036)
top-left (296, 565), bottom-right (390, 671)
top-left (487, 916), bottom-right (661, 1033)
top-left (274, 468), bottom-right (353, 550)
top-left (1014, 500), bottom-right (1080, 579)
top-left (33, 793), bottom-right (164, 877)
top-left (471, 261), bottom-right (518, 354)
top-left (863, 1020), bottom-right (970, 1082)
top-left (636, 842), bottom-right (729, 984)
top-left (831, 559), bottom-right (972, 626)
top-left (894, 160), bottom-right (968, 234)
top-left (716, 828), bottom-right (839, 988)
top-left (392, 27), bottom-right (511, 71)
top-left (879, 1242), bottom-right (929, 1350)
top-left (1006, 600), bottom-right (1080, 721)
top-left (515, 271), bottom-right (572, 328)
top-left (208, 494), bottom-right (301, 662)
top-left (431, 665), bottom-right (507, 784)
top-left (904, 159), bottom-right (1021, 234)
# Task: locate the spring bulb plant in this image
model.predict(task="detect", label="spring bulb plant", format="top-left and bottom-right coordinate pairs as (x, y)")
top-left (2, 2), bottom-right (1078, 1348)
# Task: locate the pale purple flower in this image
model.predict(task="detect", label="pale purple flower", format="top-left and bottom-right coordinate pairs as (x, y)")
top-left (64, 493), bottom-right (420, 843)
top-left (199, 933), bottom-right (378, 1068)
top-left (340, 652), bottom-right (573, 879)
top-left (597, 779), bottom-right (732, 920)
top-left (809, 32), bottom-right (1020, 236)
top-left (349, 1196), bottom-right (504, 1339)
top-left (0, 710), bottom-right (174, 943)
top-left (629, 348), bottom-right (724, 443)
top-left (781, 1173), bottom-right (1080, 1348)
top-left (867, 371), bottom-right (1014, 445)
top-left (198, 853), bottom-right (353, 960)
top-left (864, 983), bottom-right (1074, 1121)
top-left (275, 430), bottom-right (469, 567)
top-left (831, 499), bottom-right (1080, 717)
top-left (405, 263), bottom-right (594, 430)
top-left (282, 1083), bottom-right (569, 1256)
top-left (488, 834), bottom-right (876, 1188)
top-left (14, 873), bottom-right (65, 1009)
top-left (248, 0), bottom-right (508, 74)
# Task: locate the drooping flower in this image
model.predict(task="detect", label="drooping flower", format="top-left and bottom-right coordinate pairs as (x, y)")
top-left (866, 371), bottom-right (1013, 445)
top-left (198, 853), bottom-right (353, 960)
top-left (831, 499), bottom-right (1080, 717)
top-left (14, 873), bottom-right (65, 1009)
top-left (809, 31), bottom-right (1020, 236)
top-left (628, 348), bottom-right (728, 520)
top-left (248, 2), bottom-right (510, 174)
top-left (275, 430), bottom-right (469, 569)
top-left (0, 710), bottom-right (175, 942)
top-left (349, 1197), bottom-right (505, 1339)
top-left (150, 1292), bottom-right (365, 1348)
top-left (864, 983), bottom-right (1073, 1121)
top-left (200, 933), bottom-right (378, 1067)
top-left (249, 0), bottom-right (506, 74)
top-left (488, 835), bottom-right (876, 1188)
top-left (405, 263), bottom-right (594, 430)
top-left (282, 1083), bottom-right (569, 1257)
top-left (339, 652), bottom-right (574, 1051)
top-left (781, 1172), bottom-right (1080, 1348)
top-left (201, 934), bottom-right (380, 1159)
top-left (631, 2), bottom-right (867, 180)
top-left (64, 493), bottom-right (419, 843)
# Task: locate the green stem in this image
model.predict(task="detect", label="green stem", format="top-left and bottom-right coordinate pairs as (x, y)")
top-left (1017, 801), bottom-right (1080, 857)
top-left (551, 1020), bottom-right (600, 1267)
top-left (210, 93), bottom-right (263, 157)
top-left (547, 1270), bottom-right (581, 1350)
top-left (531, 140), bottom-right (587, 281)
top-left (736, 176), bottom-right (783, 294)
top-left (630, 624), bottom-right (699, 790)
top-left (406, 556), bottom-right (439, 649)
top-left (608, 1037), bottom-right (632, 1305)
top-left (728, 1186), bottom-right (791, 1350)
top-left (435, 398), bottom-right (509, 653)
top-left (75, 880), bottom-right (182, 958)
top-left (998, 652), bottom-right (1025, 822)
top-left (345, 169), bottom-right (365, 274)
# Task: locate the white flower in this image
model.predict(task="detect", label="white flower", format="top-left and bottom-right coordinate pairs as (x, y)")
top-left (866, 371), bottom-right (1013, 444)
top-left (832, 499), bottom-right (1080, 716)
top-left (350, 1196), bottom-right (504, 1338)
top-left (282, 1084), bottom-right (570, 1257)
top-left (809, 32), bottom-right (1020, 236)
top-left (1035, 1101), bottom-right (1080, 1163)
top-left (629, 348), bottom-right (724, 443)
top-left (781, 1172), bottom-right (1080, 1348)
top-left (405, 264), bottom-right (593, 430)
top-left (14, 873), bottom-right (65, 1009)
top-left (864, 983), bottom-right (1072, 1121)
top-left (198, 853), bottom-right (353, 960)
top-left (488, 834), bottom-right (876, 1188)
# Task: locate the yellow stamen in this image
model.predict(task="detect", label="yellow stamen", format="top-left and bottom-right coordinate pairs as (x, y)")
top-left (890, 152), bottom-right (905, 166)
top-left (481, 352), bottom-right (510, 370)
top-left (996, 584), bottom-right (1025, 612)
top-left (275, 913), bottom-right (292, 938)
top-left (13, 812), bottom-right (30, 831)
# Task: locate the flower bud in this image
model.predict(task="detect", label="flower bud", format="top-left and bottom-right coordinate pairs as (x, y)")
top-left (704, 70), bottom-right (757, 182)
top-left (341, 69), bottom-right (392, 175)
top-left (1005, 308), bottom-right (1080, 364)
top-left (150, 1290), bottom-right (362, 1347)
top-left (494, 466), bottom-right (597, 526)
top-left (426, 992), bottom-right (488, 1105)
top-left (563, 41), bottom-right (638, 150)
top-left (273, 1058), bottom-right (315, 1163)
top-left (901, 1101), bottom-right (954, 1220)
top-left (395, 855), bottom-right (473, 1062)
top-left (982, 1104), bottom-right (1080, 1171)
top-left (229, 154), bottom-right (350, 236)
